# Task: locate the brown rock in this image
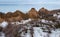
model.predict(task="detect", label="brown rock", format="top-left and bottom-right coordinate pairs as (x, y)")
top-left (27, 8), bottom-right (39, 19)
top-left (6, 10), bottom-right (28, 22)
top-left (38, 7), bottom-right (49, 14)
top-left (50, 9), bottom-right (60, 14)
top-left (0, 18), bottom-right (5, 23)
top-left (6, 12), bottom-right (13, 18)
top-left (13, 10), bottom-right (28, 19)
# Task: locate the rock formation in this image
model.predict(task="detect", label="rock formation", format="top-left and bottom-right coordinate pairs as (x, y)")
top-left (27, 8), bottom-right (39, 19)
top-left (38, 7), bottom-right (49, 15)
top-left (0, 8), bottom-right (60, 22)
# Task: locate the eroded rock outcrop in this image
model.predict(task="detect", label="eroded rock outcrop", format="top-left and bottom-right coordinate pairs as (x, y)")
top-left (0, 8), bottom-right (60, 22)
top-left (38, 7), bottom-right (49, 15)
top-left (27, 8), bottom-right (39, 19)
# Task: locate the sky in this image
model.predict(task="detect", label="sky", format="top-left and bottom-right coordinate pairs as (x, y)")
top-left (0, 0), bottom-right (60, 13)
top-left (0, 0), bottom-right (60, 4)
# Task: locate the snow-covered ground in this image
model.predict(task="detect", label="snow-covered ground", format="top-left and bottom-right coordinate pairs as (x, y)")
top-left (33, 27), bottom-right (49, 37)
top-left (50, 29), bottom-right (60, 37)
top-left (0, 27), bottom-right (60, 37)
top-left (25, 30), bottom-right (31, 37)
top-left (22, 27), bottom-right (60, 37)
top-left (0, 32), bottom-right (5, 37)
top-left (33, 27), bottom-right (60, 37)
top-left (0, 19), bottom-right (60, 37)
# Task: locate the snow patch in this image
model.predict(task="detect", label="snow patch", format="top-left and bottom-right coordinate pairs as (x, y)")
top-left (21, 18), bottom-right (32, 24)
top-left (50, 29), bottom-right (60, 37)
top-left (33, 27), bottom-right (60, 37)
top-left (10, 19), bottom-right (32, 25)
top-left (33, 27), bottom-right (48, 37)
top-left (0, 32), bottom-right (5, 37)
top-left (53, 14), bottom-right (57, 17)
top-left (41, 19), bottom-right (48, 23)
top-left (57, 12), bottom-right (60, 15)
top-left (25, 30), bottom-right (31, 37)
top-left (57, 15), bottom-right (60, 18)
top-left (49, 21), bottom-right (53, 23)
top-left (0, 21), bottom-right (8, 28)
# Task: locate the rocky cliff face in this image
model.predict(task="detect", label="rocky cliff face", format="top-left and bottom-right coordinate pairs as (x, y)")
top-left (0, 8), bottom-right (60, 22)
top-left (27, 8), bottom-right (39, 19)
top-left (6, 10), bottom-right (28, 22)
top-left (0, 18), bottom-right (5, 23)
top-left (0, 10), bottom-right (28, 22)
top-left (0, 12), bottom-right (5, 22)
top-left (50, 9), bottom-right (60, 14)
top-left (38, 7), bottom-right (49, 15)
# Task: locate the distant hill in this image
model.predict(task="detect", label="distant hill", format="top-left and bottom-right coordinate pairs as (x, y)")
top-left (0, 7), bottom-right (60, 22)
